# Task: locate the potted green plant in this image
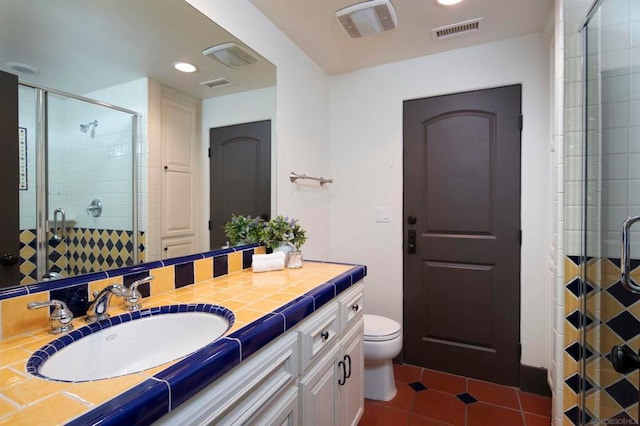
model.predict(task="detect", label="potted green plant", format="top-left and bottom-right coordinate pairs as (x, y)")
top-left (259, 215), bottom-right (307, 268)
top-left (223, 214), bottom-right (264, 246)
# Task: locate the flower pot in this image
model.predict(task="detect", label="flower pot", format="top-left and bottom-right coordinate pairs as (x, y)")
top-left (286, 251), bottom-right (303, 269)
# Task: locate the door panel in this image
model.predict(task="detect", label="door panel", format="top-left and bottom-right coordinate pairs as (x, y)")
top-left (210, 120), bottom-right (270, 249)
top-left (403, 85), bottom-right (521, 385)
top-left (0, 71), bottom-right (20, 286)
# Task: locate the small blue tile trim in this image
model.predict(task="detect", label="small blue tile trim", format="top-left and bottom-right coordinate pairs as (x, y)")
top-left (0, 285), bottom-right (28, 301)
top-left (306, 284), bottom-right (336, 310)
top-left (26, 271), bottom-right (109, 295)
top-left (162, 253), bottom-right (204, 267)
top-left (229, 313), bottom-right (285, 360)
top-left (202, 247), bottom-right (235, 258)
top-left (274, 296), bottom-right (315, 330)
top-left (155, 338), bottom-right (241, 409)
top-left (67, 379), bottom-right (170, 426)
top-left (25, 304), bottom-right (235, 381)
top-left (329, 272), bottom-right (352, 295)
top-left (106, 262), bottom-right (164, 278)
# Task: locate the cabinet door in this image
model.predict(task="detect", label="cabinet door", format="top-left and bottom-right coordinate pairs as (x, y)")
top-left (340, 317), bottom-right (364, 426)
top-left (248, 386), bottom-right (298, 426)
top-left (299, 345), bottom-right (340, 426)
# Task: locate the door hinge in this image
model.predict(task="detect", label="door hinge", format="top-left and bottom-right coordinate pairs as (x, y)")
top-left (208, 220), bottom-right (211, 230)
top-left (518, 229), bottom-right (522, 246)
top-left (519, 114), bottom-right (523, 131)
top-left (518, 343), bottom-right (522, 359)
top-left (208, 148), bottom-right (211, 158)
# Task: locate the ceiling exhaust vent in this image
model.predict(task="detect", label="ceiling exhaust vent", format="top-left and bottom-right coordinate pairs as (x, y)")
top-left (431, 18), bottom-right (484, 40)
top-left (200, 78), bottom-right (233, 89)
top-left (336, 0), bottom-right (398, 38)
top-left (203, 42), bottom-right (259, 68)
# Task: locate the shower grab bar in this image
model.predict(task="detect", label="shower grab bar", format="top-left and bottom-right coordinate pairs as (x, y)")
top-left (289, 172), bottom-right (333, 186)
top-left (621, 216), bottom-right (640, 293)
top-left (52, 208), bottom-right (66, 241)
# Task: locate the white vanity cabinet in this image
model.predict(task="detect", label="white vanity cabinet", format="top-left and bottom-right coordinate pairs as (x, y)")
top-left (155, 282), bottom-right (364, 425)
top-left (298, 284), bottom-right (365, 426)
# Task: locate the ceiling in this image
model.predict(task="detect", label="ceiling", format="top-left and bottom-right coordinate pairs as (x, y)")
top-left (0, 0), bottom-right (275, 99)
top-left (250, 0), bottom-right (554, 74)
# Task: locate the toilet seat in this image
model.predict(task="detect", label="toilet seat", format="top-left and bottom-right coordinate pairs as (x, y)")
top-left (364, 314), bottom-right (401, 342)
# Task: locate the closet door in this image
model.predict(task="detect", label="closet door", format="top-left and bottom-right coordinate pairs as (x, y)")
top-left (0, 70), bottom-right (20, 286)
top-left (160, 87), bottom-right (199, 258)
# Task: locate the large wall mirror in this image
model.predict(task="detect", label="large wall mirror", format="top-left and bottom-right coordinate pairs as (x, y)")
top-left (0, 0), bottom-right (276, 288)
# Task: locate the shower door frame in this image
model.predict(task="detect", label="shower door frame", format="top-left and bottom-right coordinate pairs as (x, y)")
top-left (578, 0), bottom-right (639, 423)
top-left (20, 82), bottom-right (141, 280)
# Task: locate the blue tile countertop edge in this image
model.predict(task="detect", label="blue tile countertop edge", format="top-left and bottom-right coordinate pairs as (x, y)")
top-left (67, 263), bottom-right (366, 426)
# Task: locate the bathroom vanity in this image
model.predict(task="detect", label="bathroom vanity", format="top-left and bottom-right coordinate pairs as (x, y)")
top-left (0, 249), bottom-right (365, 425)
top-left (157, 280), bottom-right (364, 425)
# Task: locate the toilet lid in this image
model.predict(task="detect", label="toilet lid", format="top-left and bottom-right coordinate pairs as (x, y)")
top-left (364, 314), bottom-right (401, 341)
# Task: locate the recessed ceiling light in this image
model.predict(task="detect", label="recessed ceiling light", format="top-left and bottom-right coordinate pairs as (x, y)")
top-left (172, 61), bottom-right (197, 73)
top-left (6, 62), bottom-right (39, 75)
top-left (436, 0), bottom-right (464, 5)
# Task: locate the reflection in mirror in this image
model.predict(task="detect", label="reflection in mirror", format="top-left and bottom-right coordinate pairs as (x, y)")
top-left (0, 0), bottom-right (276, 288)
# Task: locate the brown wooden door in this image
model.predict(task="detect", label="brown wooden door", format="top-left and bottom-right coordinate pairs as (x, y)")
top-left (210, 120), bottom-right (271, 249)
top-left (403, 85), bottom-right (522, 386)
top-left (0, 70), bottom-right (20, 286)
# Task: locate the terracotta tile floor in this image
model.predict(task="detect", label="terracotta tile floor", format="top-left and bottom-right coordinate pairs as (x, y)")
top-left (359, 364), bottom-right (552, 426)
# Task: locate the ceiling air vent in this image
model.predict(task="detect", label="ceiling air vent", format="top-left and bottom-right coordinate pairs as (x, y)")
top-left (200, 78), bottom-right (233, 89)
top-left (203, 42), bottom-right (259, 68)
top-left (431, 18), bottom-right (484, 40)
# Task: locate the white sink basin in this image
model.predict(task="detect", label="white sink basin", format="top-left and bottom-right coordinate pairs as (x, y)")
top-left (29, 306), bottom-right (233, 382)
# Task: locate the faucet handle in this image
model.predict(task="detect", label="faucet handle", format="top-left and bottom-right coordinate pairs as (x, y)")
top-left (27, 299), bottom-right (74, 334)
top-left (124, 275), bottom-right (154, 311)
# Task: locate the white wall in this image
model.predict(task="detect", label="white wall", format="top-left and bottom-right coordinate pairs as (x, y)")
top-left (198, 86), bottom-right (277, 252)
top-left (188, 0), bottom-right (331, 260)
top-left (189, 0), bottom-right (552, 368)
top-left (328, 34), bottom-right (551, 368)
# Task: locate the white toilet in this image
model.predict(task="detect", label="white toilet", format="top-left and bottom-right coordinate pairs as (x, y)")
top-left (363, 314), bottom-right (403, 401)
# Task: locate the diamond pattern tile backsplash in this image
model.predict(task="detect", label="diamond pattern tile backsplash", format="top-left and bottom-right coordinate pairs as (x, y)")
top-left (563, 256), bottom-right (640, 424)
top-left (19, 228), bottom-right (145, 284)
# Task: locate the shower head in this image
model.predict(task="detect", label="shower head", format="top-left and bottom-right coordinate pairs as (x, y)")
top-left (80, 120), bottom-right (98, 133)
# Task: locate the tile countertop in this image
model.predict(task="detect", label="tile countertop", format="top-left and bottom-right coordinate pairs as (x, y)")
top-left (0, 261), bottom-right (366, 425)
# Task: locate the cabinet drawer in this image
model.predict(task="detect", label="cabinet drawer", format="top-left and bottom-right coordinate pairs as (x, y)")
top-left (298, 303), bottom-right (339, 374)
top-left (339, 283), bottom-right (364, 331)
top-left (156, 334), bottom-right (297, 425)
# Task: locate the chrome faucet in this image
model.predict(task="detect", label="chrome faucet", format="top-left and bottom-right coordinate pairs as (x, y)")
top-left (86, 284), bottom-right (128, 322)
top-left (123, 275), bottom-right (154, 311)
top-left (27, 299), bottom-right (74, 334)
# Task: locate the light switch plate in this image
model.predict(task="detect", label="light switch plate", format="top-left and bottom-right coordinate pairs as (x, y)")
top-left (375, 207), bottom-right (390, 223)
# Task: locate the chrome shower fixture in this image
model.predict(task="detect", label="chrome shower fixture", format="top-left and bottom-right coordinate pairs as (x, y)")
top-left (80, 120), bottom-right (98, 133)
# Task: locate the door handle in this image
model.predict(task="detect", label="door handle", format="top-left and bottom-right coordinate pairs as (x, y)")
top-left (621, 216), bottom-right (640, 293)
top-left (52, 208), bottom-right (66, 241)
top-left (611, 345), bottom-right (640, 374)
top-left (407, 229), bottom-right (416, 254)
top-left (338, 360), bottom-right (346, 386)
top-left (344, 354), bottom-right (351, 379)
top-left (0, 254), bottom-right (18, 266)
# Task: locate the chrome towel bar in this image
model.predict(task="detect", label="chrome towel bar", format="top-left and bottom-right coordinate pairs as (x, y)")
top-left (289, 172), bottom-right (333, 186)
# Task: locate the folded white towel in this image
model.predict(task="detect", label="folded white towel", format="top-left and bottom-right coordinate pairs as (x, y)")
top-left (252, 252), bottom-right (285, 263)
top-left (252, 257), bottom-right (285, 273)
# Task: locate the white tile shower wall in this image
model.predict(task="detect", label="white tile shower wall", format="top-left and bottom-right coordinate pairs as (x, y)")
top-left (597, 2), bottom-right (640, 258)
top-left (52, 96), bottom-right (132, 231)
top-left (47, 79), bottom-right (148, 234)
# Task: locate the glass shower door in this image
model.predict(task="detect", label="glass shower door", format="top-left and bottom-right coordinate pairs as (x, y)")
top-left (46, 93), bottom-right (135, 278)
top-left (581, 0), bottom-right (640, 423)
